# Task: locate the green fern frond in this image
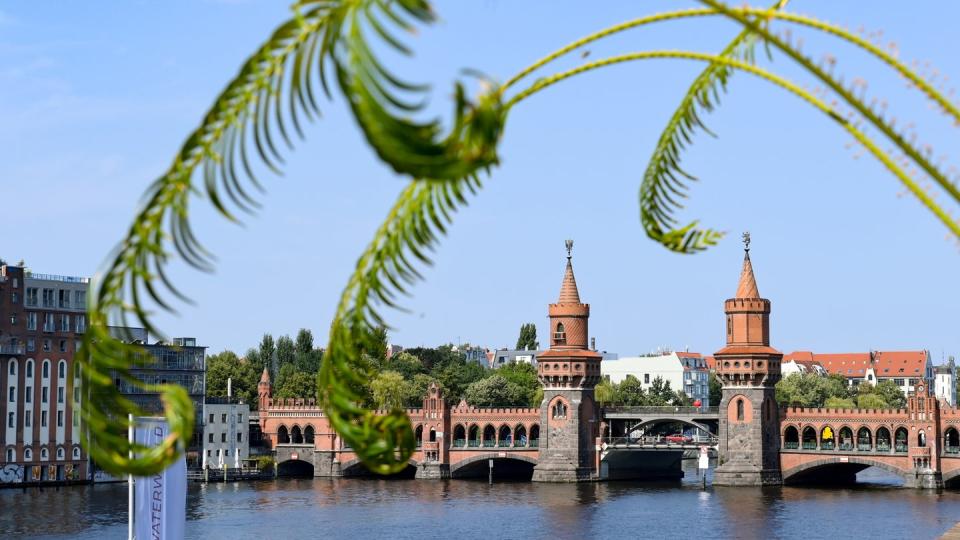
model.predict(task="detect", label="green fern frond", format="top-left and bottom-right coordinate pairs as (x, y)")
top-left (320, 175), bottom-right (483, 474)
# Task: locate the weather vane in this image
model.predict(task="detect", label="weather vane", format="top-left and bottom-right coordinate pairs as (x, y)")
top-left (565, 239), bottom-right (574, 259)
top-left (742, 231), bottom-right (751, 252)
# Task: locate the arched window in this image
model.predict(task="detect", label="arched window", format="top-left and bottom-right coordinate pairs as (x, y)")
top-left (453, 424), bottom-right (466, 447)
top-left (290, 425), bottom-right (303, 444)
top-left (24, 448), bottom-right (32, 461)
top-left (894, 427), bottom-right (908, 452)
top-left (277, 425), bottom-right (289, 444)
top-left (918, 430), bottom-right (927, 448)
top-left (414, 425), bottom-right (423, 447)
top-left (57, 447), bottom-right (64, 460)
top-left (483, 424), bottom-right (496, 447)
top-left (857, 427), bottom-right (872, 451)
top-left (838, 427), bottom-right (854, 450)
top-left (552, 400), bottom-right (568, 419)
top-left (498, 425), bottom-right (511, 447)
top-left (42, 361), bottom-right (49, 379)
top-left (783, 426), bottom-right (799, 449)
top-left (801, 426), bottom-right (817, 449)
top-left (876, 427), bottom-right (892, 452)
top-left (945, 428), bottom-right (960, 454)
top-left (514, 425), bottom-right (527, 447)
top-left (736, 399), bottom-right (744, 421)
top-left (530, 424), bottom-right (540, 447)
top-left (554, 323), bottom-right (566, 344)
top-left (73, 446), bottom-right (81, 459)
top-left (304, 425), bottom-right (315, 445)
top-left (429, 427), bottom-right (437, 443)
top-left (26, 360), bottom-right (33, 378)
top-left (58, 361), bottom-right (65, 378)
top-left (820, 426), bottom-right (835, 450)
top-left (5, 448), bottom-right (12, 462)
top-left (8, 360), bottom-right (14, 376)
top-left (468, 425), bottom-right (480, 447)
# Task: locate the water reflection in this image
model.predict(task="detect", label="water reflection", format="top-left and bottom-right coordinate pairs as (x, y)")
top-left (2, 460), bottom-right (959, 539)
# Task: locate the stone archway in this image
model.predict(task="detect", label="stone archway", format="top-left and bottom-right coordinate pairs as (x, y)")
top-left (449, 453), bottom-right (538, 480)
top-left (782, 456), bottom-right (911, 486)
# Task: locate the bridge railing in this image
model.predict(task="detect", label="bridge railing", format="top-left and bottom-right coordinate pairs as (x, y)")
top-left (604, 435), bottom-right (718, 447)
top-left (602, 406), bottom-right (719, 415)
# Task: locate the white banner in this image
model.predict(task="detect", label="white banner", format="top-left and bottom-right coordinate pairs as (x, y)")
top-left (134, 418), bottom-right (186, 540)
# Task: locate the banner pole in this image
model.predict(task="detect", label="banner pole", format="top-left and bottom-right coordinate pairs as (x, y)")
top-left (128, 413), bottom-right (134, 540)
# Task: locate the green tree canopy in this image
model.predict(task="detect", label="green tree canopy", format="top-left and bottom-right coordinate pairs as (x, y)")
top-left (618, 375), bottom-right (647, 406)
top-left (595, 378), bottom-right (618, 405)
top-left (515, 323), bottom-right (539, 351)
top-left (276, 335), bottom-right (296, 369)
top-left (495, 362), bottom-right (540, 407)
top-left (709, 372), bottom-right (723, 406)
top-left (370, 371), bottom-right (416, 410)
top-left (205, 350), bottom-right (260, 408)
top-left (464, 375), bottom-right (527, 407)
top-left (855, 393), bottom-right (888, 409)
top-left (434, 357), bottom-right (486, 403)
top-left (258, 333), bottom-right (275, 377)
top-left (273, 366), bottom-right (317, 400)
top-left (388, 351), bottom-right (426, 380)
top-left (824, 396), bottom-right (856, 409)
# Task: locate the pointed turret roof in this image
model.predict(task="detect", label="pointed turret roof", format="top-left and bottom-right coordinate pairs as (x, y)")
top-left (735, 250), bottom-right (760, 299)
top-left (558, 256), bottom-right (581, 304)
top-left (259, 367), bottom-right (271, 385)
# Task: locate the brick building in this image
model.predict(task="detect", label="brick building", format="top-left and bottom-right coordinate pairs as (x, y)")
top-left (782, 350), bottom-right (934, 396)
top-left (0, 261), bottom-right (89, 484)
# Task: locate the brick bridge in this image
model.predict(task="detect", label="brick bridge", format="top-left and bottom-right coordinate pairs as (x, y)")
top-left (259, 380), bottom-right (542, 479)
top-left (255, 243), bottom-right (960, 487)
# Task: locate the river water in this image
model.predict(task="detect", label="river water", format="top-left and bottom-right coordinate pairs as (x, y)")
top-left (2, 460), bottom-right (959, 539)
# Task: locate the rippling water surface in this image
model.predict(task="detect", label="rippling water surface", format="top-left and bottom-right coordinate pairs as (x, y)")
top-left (2, 461), bottom-right (959, 539)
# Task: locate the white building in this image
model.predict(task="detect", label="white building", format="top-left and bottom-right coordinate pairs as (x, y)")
top-left (601, 351), bottom-right (710, 407)
top-left (784, 350), bottom-right (934, 397)
top-left (202, 398), bottom-right (250, 468)
top-left (780, 352), bottom-right (827, 377)
top-left (935, 358), bottom-right (956, 407)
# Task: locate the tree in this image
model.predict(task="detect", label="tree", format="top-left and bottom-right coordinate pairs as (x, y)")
top-left (824, 397), bottom-right (855, 409)
top-left (294, 328), bottom-right (321, 373)
top-left (370, 371), bottom-right (416, 410)
top-left (276, 335), bottom-right (296, 370)
top-left (434, 358), bottom-right (486, 403)
top-left (273, 370), bottom-right (317, 401)
top-left (855, 393), bottom-right (888, 410)
top-left (205, 350), bottom-right (260, 407)
top-left (618, 376), bottom-right (647, 406)
top-left (776, 372), bottom-right (850, 408)
top-left (873, 380), bottom-right (907, 409)
top-left (258, 334), bottom-right (275, 377)
top-left (595, 378), bottom-right (618, 405)
top-left (648, 376), bottom-right (675, 406)
top-left (84, 0), bottom-right (960, 476)
top-left (515, 323), bottom-right (539, 351)
top-left (464, 375), bottom-right (526, 408)
top-left (409, 374), bottom-right (439, 406)
top-left (388, 351), bottom-right (425, 380)
top-left (495, 362), bottom-right (540, 407)
top-left (709, 372), bottom-right (723, 406)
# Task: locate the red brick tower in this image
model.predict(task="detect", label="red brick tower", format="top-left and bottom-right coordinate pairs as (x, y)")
top-left (713, 233), bottom-right (784, 486)
top-left (257, 368), bottom-right (271, 416)
top-left (532, 241), bottom-right (602, 482)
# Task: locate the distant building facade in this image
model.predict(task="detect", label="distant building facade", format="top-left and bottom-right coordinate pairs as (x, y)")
top-left (602, 351), bottom-right (711, 406)
top-left (936, 358), bottom-right (956, 407)
top-left (780, 352), bottom-right (827, 377)
top-left (0, 261), bottom-right (89, 485)
top-left (202, 398), bottom-right (250, 468)
top-left (490, 349), bottom-right (541, 368)
top-left (782, 350), bottom-right (934, 397)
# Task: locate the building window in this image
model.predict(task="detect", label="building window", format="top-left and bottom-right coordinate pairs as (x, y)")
top-left (6, 448), bottom-right (14, 462)
top-left (57, 447), bottom-right (64, 459)
top-left (26, 287), bottom-right (38, 306)
top-left (552, 401), bottom-right (567, 419)
top-left (58, 387), bottom-right (64, 404)
top-left (42, 339), bottom-right (51, 353)
top-left (11, 292), bottom-right (17, 304)
top-left (644, 374), bottom-right (650, 384)
top-left (42, 387), bottom-right (48, 403)
top-left (736, 399), bottom-right (744, 421)
top-left (74, 290), bottom-right (86, 308)
top-left (41, 448), bottom-right (48, 460)
top-left (58, 290), bottom-right (70, 309)
top-left (42, 361), bottom-right (49, 379)
top-left (237, 433), bottom-right (243, 442)
top-left (73, 447), bottom-right (80, 459)
top-left (58, 340), bottom-right (66, 353)
top-left (221, 413), bottom-right (227, 423)
top-left (8, 412), bottom-right (14, 428)
top-left (42, 288), bottom-right (54, 308)
top-left (208, 433), bottom-right (214, 443)
top-left (24, 448), bottom-right (32, 460)
top-left (74, 387), bottom-right (80, 403)
top-left (209, 413), bottom-right (214, 424)
top-left (75, 315), bottom-right (86, 333)
top-left (43, 313), bottom-right (55, 332)
top-left (58, 361), bottom-right (65, 378)
top-left (26, 312), bottom-right (37, 331)
top-left (73, 410), bottom-right (79, 426)
top-left (7, 361), bottom-right (14, 376)
top-left (221, 433), bottom-right (226, 443)
top-left (9, 314), bottom-right (16, 325)
top-left (25, 387), bottom-right (31, 403)
top-left (25, 411), bottom-right (31, 427)
top-left (8, 386), bottom-right (14, 402)
top-left (57, 411), bottom-right (63, 427)
top-left (237, 414), bottom-right (243, 423)
top-left (27, 339), bottom-right (35, 352)
top-left (60, 315), bottom-right (70, 332)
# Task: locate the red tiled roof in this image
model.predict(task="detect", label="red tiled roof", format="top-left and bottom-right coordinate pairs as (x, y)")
top-left (676, 352), bottom-right (702, 358)
top-left (704, 356), bottom-right (716, 370)
top-left (784, 350), bottom-right (929, 378)
top-left (736, 252), bottom-right (760, 298)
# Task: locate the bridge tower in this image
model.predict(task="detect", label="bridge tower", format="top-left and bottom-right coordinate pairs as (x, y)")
top-left (532, 241), bottom-right (603, 482)
top-left (713, 234), bottom-right (783, 486)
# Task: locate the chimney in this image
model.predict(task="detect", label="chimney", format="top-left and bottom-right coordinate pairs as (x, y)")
top-left (227, 377), bottom-right (232, 398)
top-left (590, 337), bottom-right (596, 351)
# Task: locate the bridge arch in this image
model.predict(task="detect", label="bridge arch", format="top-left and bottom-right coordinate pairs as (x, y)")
top-left (340, 457), bottom-right (419, 478)
top-left (449, 453), bottom-right (538, 480)
top-left (782, 456), bottom-right (911, 485)
top-left (629, 418), bottom-right (717, 437)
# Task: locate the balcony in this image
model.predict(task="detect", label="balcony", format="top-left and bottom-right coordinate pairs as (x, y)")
top-left (857, 444), bottom-right (872, 452)
top-left (453, 439), bottom-right (466, 448)
top-left (876, 443), bottom-right (891, 452)
top-left (497, 440), bottom-right (511, 448)
top-left (26, 272), bottom-right (90, 284)
top-left (802, 442), bottom-right (817, 450)
top-left (482, 440), bottom-right (495, 448)
top-left (838, 443), bottom-right (853, 451)
top-left (895, 443), bottom-right (908, 453)
top-left (467, 440), bottom-right (479, 448)
top-left (946, 446), bottom-right (960, 455)
top-left (820, 441), bottom-right (835, 450)
top-left (529, 440), bottom-right (539, 448)
top-left (783, 442), bottom-right (799, 450)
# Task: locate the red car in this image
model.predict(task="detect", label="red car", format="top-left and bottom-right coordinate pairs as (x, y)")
top-left (665, 434), bottom-right (693, 444)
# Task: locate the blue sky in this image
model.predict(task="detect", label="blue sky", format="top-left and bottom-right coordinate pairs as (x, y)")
top-left (2, 1), bottom-right (958, 361)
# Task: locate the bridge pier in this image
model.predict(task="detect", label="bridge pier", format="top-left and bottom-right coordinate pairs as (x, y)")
top-left (904, 470), bottom-right (943, 489)
top-left (415, 462), bottom-right (450, 479)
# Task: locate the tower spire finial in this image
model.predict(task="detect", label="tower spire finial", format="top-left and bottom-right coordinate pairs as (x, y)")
top-left (742, 231), bottom-right (751, 253)
top-left (565, 239), bottom-right (573, 260)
